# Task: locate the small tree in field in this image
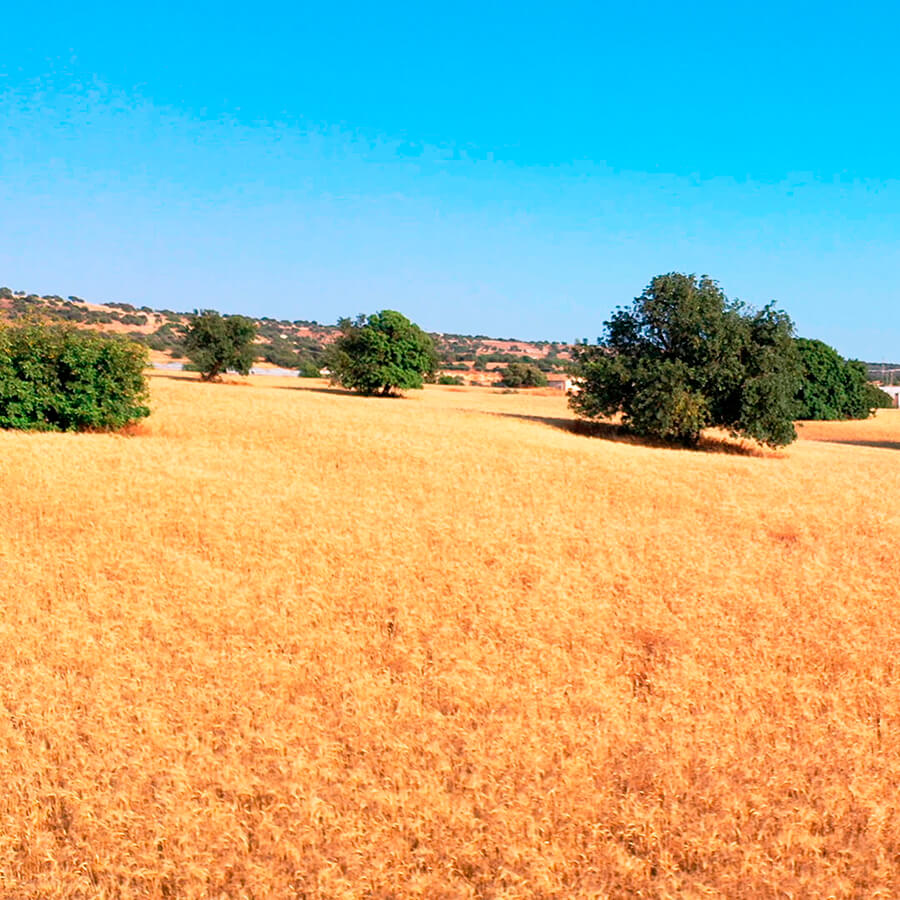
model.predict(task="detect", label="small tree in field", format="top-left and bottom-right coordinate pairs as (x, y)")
top-left (0, 324), bottom-right (150, 431)
top-left (570, 273), bottom-right (801, 448)
top-left (184, 309), bottom-right (257, 381)
top-left (324, 310), bottom-right (438, 395)
top-left (499, 361), bottom-right (548, 388)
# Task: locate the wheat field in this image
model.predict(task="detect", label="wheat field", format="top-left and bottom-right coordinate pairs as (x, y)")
top-left (1, 372), bottom-right (899, 898)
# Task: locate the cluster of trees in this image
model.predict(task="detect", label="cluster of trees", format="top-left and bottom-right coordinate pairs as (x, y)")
top-left (570, 273), bottom-right (892, 448)
top-left (0, 277), bottom-right (893, 447)
top-left (180, 309), bottom-right (441, 392)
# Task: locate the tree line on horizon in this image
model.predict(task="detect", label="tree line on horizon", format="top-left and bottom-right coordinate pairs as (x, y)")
top-left (0, 273), bottom-right (894, 444)
top-left (0, 286), bottom-right (578, 378)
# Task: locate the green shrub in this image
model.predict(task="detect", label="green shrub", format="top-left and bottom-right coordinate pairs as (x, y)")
top-left (0, 324), bottom-right (150, 431)
top-left (438, 374), bottom-right (464, 385)
top-left (297, 359), bottom-right (321, 378)
top-left (794, 338), bottom-right (895, 419)
top-left (866, 383), bottom-right (894, 409)
top-left (261, 340), bottom-right (301, 368)
top-left (499, 362), bottom-right (548, 388)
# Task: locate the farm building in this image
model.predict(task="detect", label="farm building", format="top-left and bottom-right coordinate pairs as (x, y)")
top-left (547, 374), bottom-right (575, 392)
top-left (879, 385), bottom-right (900, 408)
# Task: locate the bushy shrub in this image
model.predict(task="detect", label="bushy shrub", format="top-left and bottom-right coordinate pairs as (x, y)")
top-left (499, 362), bottom-right (548, 388)
top-left (867, 383), bottom-right (895, 409)
top-left (438, 374), bottom-right (464, 385)
top-left (0, 324), bottom-right (150, 431)
top-left (795, 338), bottom-right (890, 419)
top-left (297, 359), bottom-right (321, 378)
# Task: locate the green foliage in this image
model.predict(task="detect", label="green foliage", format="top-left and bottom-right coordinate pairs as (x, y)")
top-left (142, 323), bottom-right (184, 353)
top-left (324, 310), bottom-right (438, 395)
top-left (297, 359), bottom-right (321, 378)
top-left (0, 324), bottom-right (150, 431)
top-left (184, 309), bottom-right (257, 381)
top-left (438, 374), bottom-right (464, 385)
top-left (499, 361), bottom-right (548, 388)
top-left (261, 339), bottom-right (302, 369)
top-left (794, 338), bottom-right (886, 419)
top-left (867, 383), bottom-right (895, 409)
top-left (570, 273), bottom-right (801, 448)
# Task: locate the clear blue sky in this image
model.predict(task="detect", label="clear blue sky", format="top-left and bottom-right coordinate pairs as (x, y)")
top-left (2, 1), bottom-right (899, 358)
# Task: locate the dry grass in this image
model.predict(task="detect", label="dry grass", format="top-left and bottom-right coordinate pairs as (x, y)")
top-left (2, 373), bottom-right (900, 898)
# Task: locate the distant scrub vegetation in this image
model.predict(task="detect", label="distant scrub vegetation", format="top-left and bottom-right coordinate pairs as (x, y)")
top-left (0, 324), bottom-right (150, 431)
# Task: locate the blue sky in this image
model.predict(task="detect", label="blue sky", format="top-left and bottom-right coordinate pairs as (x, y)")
top-left (2, 1), bottom-right (899, 358)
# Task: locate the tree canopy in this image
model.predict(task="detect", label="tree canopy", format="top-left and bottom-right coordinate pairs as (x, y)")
top-left (184, 310), bottom-right (257, 381)
top-left (324, 310), bottom-right (438, 395)
top-left (794, 338), bottom-right (891, 419)
top-left (499, 361), bottom-right (548, 388)
top-left (570, 273), bottom-right (801, 448)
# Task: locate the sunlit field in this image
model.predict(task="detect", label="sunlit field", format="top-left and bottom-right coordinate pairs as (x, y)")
top-left (2, 372), bottom-right (900, 898)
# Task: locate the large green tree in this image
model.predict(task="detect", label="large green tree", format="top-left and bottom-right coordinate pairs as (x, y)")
top-left (570, 273), bottom-right (801, 448)
top-left (184, 310), bottom-right (257, 381)
top-left (324, 310), bottom-right (438, 395)
top-left (794, 337), bottom-right (892, 419)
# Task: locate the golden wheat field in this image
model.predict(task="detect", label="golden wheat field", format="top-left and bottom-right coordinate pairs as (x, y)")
top-left (2, 372), bottom-right (900, 899)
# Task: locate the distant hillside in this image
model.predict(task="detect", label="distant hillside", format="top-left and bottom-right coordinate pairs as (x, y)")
top-left (0, 286), bottom-right (574, 385)
top-left (865, 361), bottom-right (900, 386)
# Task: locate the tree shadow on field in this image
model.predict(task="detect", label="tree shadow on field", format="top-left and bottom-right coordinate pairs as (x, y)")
top-left (270, 383), bottom-right (407, 398)
top-left (489, 412), bottom-right (775, 457)
top-left (148, 373), bottom-right (251, 386)
top-left (147, 373), bottom-right (200, 383)
top-left (809, 439), bottom-right (900, 452)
